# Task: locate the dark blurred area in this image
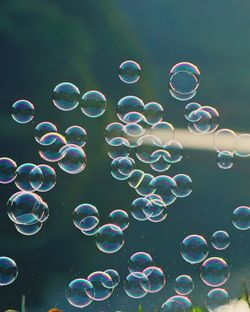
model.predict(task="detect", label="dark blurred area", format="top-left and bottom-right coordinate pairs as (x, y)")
top-left (1, 0), bottom-right (250, 311)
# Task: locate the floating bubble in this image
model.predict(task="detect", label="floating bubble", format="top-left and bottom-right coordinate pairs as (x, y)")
top-left (151, 121), bottom-right (175, 145)
top-left (117, 96), bottom-right (144, 123)
top-left (39, 132), bottom-right (66, 162)
top-left (58, 145), bottom-right (87, 174)
top-left (12, 100), bottom-right (34, 124)
top-left (108, 209), bottom-right (129, 231)
top-left (189, 109), bottom-right (212, 134)
top-left (172, 174), bottom-right (192, 198)
top-left (206, 288), bottom-right (230, 311)
top-left (200, 257), bottom-right (229, 287)
top-left (36, 164), bottom-right (56, 192)
top-left (73, 204), bottom-right (99, 231)
top-left (39, 200), bottom-right (50, 223)
top-left (15, 221), bottom-right (43, 236)
top-left (161, 295), bottom-right (192, 312)
top-left (181, 234), bottom-right (209, 264)
top-left (211, 231), bottom-right (230, 250)
top-left (163, 140), bottom-right (183, 164)
top-left (150, 150), bottom-right (171, 172)
top-left (184, 102), bottom-right (201, 121)
top-left (148, 209), bottom-right (168, 223)
top-left (236, 133), bottom-right (250, 157)
top-left (96, 224), bottom-right (124, 254)
top-left (128, 252), bottom-right (154, 273)
top-left (119, 60), bottom-right (141, 84)
top-left (104, 269), bottom-right (120, 288)
top-left (143, 194), bottom-right (166, 218)
top-left (232, 206), bottom-right (250, 230)
top-left (128, 170), bottom-right (144, 189)
top-left (150, 175), bottom-right (177, 205)
top-left (136, 135), bottom-right (162, 163)
top-left (0, 257), bottom-right (18, 286)
top-left (15, 163), bottom-right (41, 192)
top-left (144, 102), bottom-right (164, 125)
top-left (123, 123), bottom-right (145, 147)
top-left (52, 82), bottom-right (80, 111)
top-left (131, 197), bottom-right (149, 221)
top-left (201, 106), bottom-right (219, 133)
top-left (124, 272), bottom-right (149, 299)
top-left (217, 151), bottom-right (234, 169)
top-left (108, 137), bottom-right (131, 159)
top-left (105, 122), bottom-right (125, 143)
top-left (65, 126), bottom-right (87, 147)
top-left (174, 275), bottom-right (194, 296)
top-left (66, 278), bottom-right (93, 308)
top-left (87, 271), bottom-right (113, 301)
top-left (214, 129), bottom-right (236, 153)
top-left (143, 266), bottom-right (166, 293)
top-left (135, 173), bottom-right (155, 196)
top-left (29, 165), bottom-right (44, 190)
top-left (35, 122), bottom-right (58, 143)
top-left (81, 90), bottom-right (106, 118)
top-left (111, 157), bottom-right (135, 181)
top-left (0, 157), bottom-right (17, 184)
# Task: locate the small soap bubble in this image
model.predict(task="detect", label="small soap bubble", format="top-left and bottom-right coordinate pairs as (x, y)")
top-left (174, 275), bottom-right (194, 296)
top-left (73, 204), bottom-right (99, 231)
top-left (96, 224), bottom-right (124, 254)
top-left (211, 231), bottom-right (230, 250)
top-left (0, 257), bottom-right (18, 286)
top-left (39, 132), bottom-right (66, 162)
top-left (144, 102), bottom-right (164, 125)
top-left (0, 157), bottom-right (17, 184)
top-left (108, 209), bottom-right (129, 231)
top-left (104, 269), bottom-right (120, 288)
top-left (87, 271), bottom-right (113, 301)
top-left (105, 122), bottom-right (125, 143)
top-left (128, 170), bottom-right (144, 189)
top-left (66, 278), bottom-right (94, 308)
top-left (143, 266), bottom-right (166, 293)
top-left (172, 174), bottom-right (192, 198)
top-left (136, 135), bottom-right (162, 163)
top-left (35, 122), bottom-right (58, 143)
top-left (58, 145), bottom-right (87, 174)
top-left (214, 129), bottom-right (236, 153)
top-left (143, 194), bottom-right (166, 218)
top-left (232, 206), bottom-right (250, 230)
top-left (111, 157), bottom-right (135, 181)
top-left (81, 90), bottom-right (106, 118)
top-left (36, 164), bottom-right (56, 192)
top-left (15, 221), bottom-right (43, 236)
top-left (184, 102), bottom-right (201, 121)
top-left (189, 109), bottom-right (212, 134)
top-left (131, 197), bottom-right (149, 221)
top-left (206, 288), bottom-right (230, 311)
top-left (15, 163), bottom-right (40, 192)
top-left (201, 106), bottom-right (219, 133)
top-left (181, 234), bottom-right (209, 264)
top-left (52, 82), bottom-right (80, 111)
top-left (149, 175), bottom-right (177, 206)
top-left (161, 295), bottom-right (192, 311)
top-left (135, 173), bottom-right (155, 196)
top-left (163, 140), bottom-right (183, 164)
top-left (124, 272), bottom-right (149, 299)
top-left (148, 209), bottom-right (168, 223)
top-left (117, 96), bottom-right (144, 123)
top-left (217, 151), bottom-right (234, 169)
top-left (65, 126), bottom-right (87, 147)
top-left (119, 60), bottom-right (141, 84)
top-left (150, 150), bottom-right (171, 172)
top-left (151, 121), bottom-right (175, 145)
top-left (108, 137), bottom-right (131, 159)
top-left (200, 257), bottom-right (229, 287)
top-left (123, 123), bottom-right (145, 147)
top-left (12, 100), bottom-right (34, 124)
top-left (128, 252), bottom-right (154, 273)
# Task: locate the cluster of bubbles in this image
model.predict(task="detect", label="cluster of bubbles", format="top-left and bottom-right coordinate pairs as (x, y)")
top-left (66, 269), bottom-right (120, 308)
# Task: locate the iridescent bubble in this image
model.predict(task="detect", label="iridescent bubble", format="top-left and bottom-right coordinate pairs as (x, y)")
top-left (15, 163), bottom-right (41, 191)
top-left (108, 137), bottom-right (131, 159)
top-left (143, 266), bottom-right (166, 293)
top-left (104, 269), bottom-right (120, 288)
top-left (73, 204), bottom-right (99, 231)
top-left (96, 224), bottom-right (124, 254)
top-left (35, 122), bottom-right (58, 143)
top-left (161, 295), bottom-right (192, 312)
top-left (122, 111), bottom-right (146, 124)
top-left (184, 102), bottom-right (201, 121)
top-left (81, 90), bottom-right (106, 118)
top-left (52, 82), bottom-right (80, 111)
top-left (149, 175), bottom-right (177, 205)
top-left (232, 206), bottom-right (250, 230)
top-left (123, 123), bottom-right (145, 148)
top-left (29, 166), bottom-right (44, 191)
top-left (111, 157), bottom-right (135, 181)
top-left (12, 100), bottom-right (34, 124)
top-left (66, 278), bottom-right (94, 308)
top-left (0, 157), bottom-right (17, 184)
top-left (174, 275), bottom-right (194, 296)
top-left (214, 129), bottom-right (236, 153)
top-left (151, 122), bottom-right (175, 145)
top-left (65, 126), bottom-right (87, 147)
top-left (119, 60), bottom-right (141, 84)
top-left (128, 252), bottom-right (154, 273)
top-left (163, 140), bottom-right (183, 164)
top-left (189, 109), bottom-right (212, 134)
top-left (135, 173), bottom-right (155, 196)
top-left (211, 231), bottom-right (230, 250)
top-left (136, 135), bottom-right (162, 163)
top-left (39, 132), bottom-right (66, 162)
top-left (108, 210), bottom-right (129, 231)
top-left (172, 174), bottom-right (192, 198)
top-left (201, 106), bottom-right (219, 133)
top-left (39, 200), bottom-right (50, 222)
top-left (181, 234), bottom-right (209, 264)
top-left (217, 151), bottom-right (234, 169)
top-left (105, 122), bottom-right (125, 143)
top-left (87, 271), bottom-right (113, 301)
top-left (124, 272), bottom-right (149, 299)
top-left (15, 222), bottom-right (43, 236)
top-left (128, 170), bottom-right (144, 189)
top-left (131, 197), bottom-right (149, 221)
top-left (144, 102), bottom-right (164, 125)
top-left (58, 145), bottom-right (87, 174)
top-left (206, 288), bottom-right (230, 311)
top-left (143, 194), bottom-right (166, 218)
top-left (117, 96), bottom-right (144, 123)
top-left (0, 257), bottom-right (18, 286)
top-left (150, 150), bottom-right (171, 172)
top-left (200, 257), bottom-right (229, 287)
top-left (148, 209), bottom-right (168, 223)
top-left (36, 164), bottom-right (56, 192)
top-left (236, 133), bottom-right (250, 157)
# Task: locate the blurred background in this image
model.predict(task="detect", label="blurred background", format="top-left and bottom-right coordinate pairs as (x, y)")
top-left (1, 0), bottom-right (250, 311)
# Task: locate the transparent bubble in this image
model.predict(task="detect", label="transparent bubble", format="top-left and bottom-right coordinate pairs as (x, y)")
top-left (206, 288), bottom-right (230, 311)
top-left (236, 133), bottom-right (250, 157)
top-left (184, 103), bottom-right (201, 121)
top-left (144, 102), bottom-right (164, 125)
top-left (151, 122), bottom-right (175, 145)
top-left (66, 278), bottom-right (94, 308)
top-left (65, 126), bottom-right (87, 147)
top-left (58, 145), bottom-right (87, 174)
top-left (131, 197), bottom-right (149, 221)
top-left (200, 257), bottom-right (229, 287)
top-left (128, 170), bottom-right (144, 189)
top-left (143, 266), bottom-right (166, 293)
top-left (81, 90), bottom-right (106, 118)
top-left (128, 252), bottom-right (154, 273)
top-left (39, 132), bottom-right (66, 162)
top-left (136, 135), bottom-right (162, 163)
top-left (201, 106), bottom-right (219, 133)
top-left (148, 209), bottom-right (168, 223)
top-left (172, 174), bottom-right (192, 198)
top-left (108, 137), bottom-right (131, 159)
top-left (96, 224), bottom-right (124, 254)
top-left (39, 200), bottom-right (50, 223)
top-left (73, 203), bottom-right (99, 231)
top-left (149, 175), bottom-right (177, 205)
top-left (0, 257), bottom-right (18, 286)
top-left (105, 122), bottom-right (125, 143)
top-left (124, 272), bottom-right (149, 299)
top-left (15, 221), bottom-right (43, 236)
top-left (104, 269), bottom-right (120, 288)
top-left (123, 123), bottom-right (145, 148)
top-left (150, 150), bottom-right (171, 172)
top-left (211, 231), bottom-right (230, 250)
top-left (189, 109), bottom-right (212, 134)
top-left (217, 151), bottom-right (234, 169)
top-left (214, 129), bottom-right (236, 153)
top-left (143, 194), bottom-right (166, 218)
top-left (163, 140), bottom-right (183, 164)
top-left (111, 157), bottom-right (135, 181)
top-left (181, 234), bottom-right (209, 264)
top-left (0, 157), bottom-right (17, 184)
top-left (174, 275), bottom-right (194, 296)
top-left (135, 173), bottom-right (155, 196)
top-left (35, 122), bottom-right (58, 143)
top-left (36, 164), bottom-right (56, 192)
top-left (12, 100), bottom-right (34, 124)
top-left (117, 96), bottom-right (144, 123)
top-left (232, 206), bottom-right (250, 230)
top-left (161, 295), bottom-right (192, 312)
top-left (108, 210), bottom-right (129, 231)
top-left (119, 60), bottom-right (141, 84)
top-left (15, 163), bottom-right (41, 192)
top-left (52, 82), bottom-right (80, 111)
top-left (87, 271), bottom-right (113, 301)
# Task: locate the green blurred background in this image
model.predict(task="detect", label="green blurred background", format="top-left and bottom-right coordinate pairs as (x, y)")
top-left (1, 0), bottom-right (250, 311)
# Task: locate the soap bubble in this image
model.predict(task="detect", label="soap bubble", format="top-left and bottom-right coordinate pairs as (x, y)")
top-left (105, 122), bottom-right (125, 143)
top-left (0, 257), bottom-right (18, 286)
top-left (29, 165), bottom-right (44, 190)
top-left (144, 102), bottom-right (164, 125)
top-left (232, 206), bottom-right (250, 230)
top-left (201, 106), bottom-right (219, 133)
top-left (136, 135), bottom-right (162, 163)
top-left (39, 132), bottom-right (66, 162)
top-left (123, 123), bottom-right (145, 147)
top-left (119, 60), bottom-right (141, 84)
top-left (87, 271), bottom-right (113, 301)
top-left (200, 257), bottom-right (229, 287)
top-left (0, 157), bottom-right (17, 184)
top-left (211, 231), bottom-right (230, 250)
top-left (36, 164), bottom-right (56, 192)
top-left (52, 82), bottom-right (80, 111)
top-left (131, 197), bottom-right (149, 221)
top-left (35, 122), bottom-right (58, 143)
top-left (151, 121), bottom-right (175, 145)
top-left (15, 221), bottom-right (43, 236)
top-left (161, 295), bottom-right (192, 311)
top-left (217, 151), bottom-right (234, 169)
top-left (15, 163), bottom-right (42, 192)
top-left (128, 170), bottom-right (144, 189)
top-left (174, 275), bottom-right (194, 296)
top-left (73, 203), bottom-right (99, 231)
top-left (143, 194), bottom-right (166, 218)
top-left (65, 126), bottom-right (87, 147)
top-left (189, 109), bottom-right (212, 134)
top-left (12, 100), bottom-right (34, 124)
top-left (117, 96), bottom-right (144, 123)
top-left (124, 272), bottom-right (149, 299)
top-left (108, 210), bottom-right (129, 231)
top-left (163, 140), bottom-right (183, 164)
top-left (135, 173), bottom-right (155, 196)
top-left (104, 269), bottom-right (120, 288)
top-left (108, 137), bottom-right (131, 159)
top-left (81, 90), bottom-right (106, 117)
top-left (206, 288), bottom-right (230, 311)
top-left (66, 278), bottom-right (93, 308)
top-left (150, 150), bottom-right (171, 172)
top-left (214, 129), bottom-right (236, 153)
top-left (172, 174), bottom-right (192, 198)
top-left (58, 145), bottom-right (87, 174)
top-left (236, 133), bottom-right (250, 157)
top-left (96, 224), bottom-right (124, 254)
top-left (149, 175), bottom-right (177, 205)
top-left (143, 266), bottom-right (166, 293)
top-left (184, 102), bottom-right (201, 121)
top-left (128, 252), bottom-right (154, 273)
top-left (181, 234), bottom-right (209, 264)
top-left (148, 209), bottom-right (168, 223)
top-left (111, 157), bottom-right (135, 181)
